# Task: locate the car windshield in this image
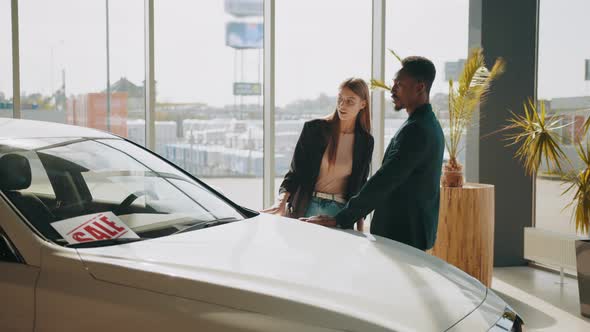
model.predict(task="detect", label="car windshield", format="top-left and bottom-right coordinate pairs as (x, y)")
top-left (0, 137), bottom-right (246, 247)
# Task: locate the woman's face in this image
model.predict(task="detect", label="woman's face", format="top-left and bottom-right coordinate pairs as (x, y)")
top-left (337, 87), bottom-right (366, 122)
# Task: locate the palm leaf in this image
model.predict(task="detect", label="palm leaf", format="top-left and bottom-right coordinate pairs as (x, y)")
top-left (577, 108), bottom-right (590, 137)
top-left (583, 116), bottom-right (590, 136)
top-left (503, 99), bottom-right (571, 176)
top-left (388, 49), bottom-right (403, 64)
top-left (445, 80), bottom-right (455, 157)
top-left (370, 79), bottom-right (391, 91)
top-left (370, 49), bottom-right (402, 91)
top-left (562, 140), bottom-right (590, 235)
top-left (446, 47), bottom-right (505, 163)
top-left (457, 48), bottom-right (484, 98)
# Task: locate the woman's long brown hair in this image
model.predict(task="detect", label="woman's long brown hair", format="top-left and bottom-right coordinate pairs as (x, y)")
top-left (325, 78), bottom-right (371, 166)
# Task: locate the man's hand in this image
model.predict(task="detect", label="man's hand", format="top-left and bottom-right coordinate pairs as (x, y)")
top-left (299, 215), bottom-right (337, 227)
top-left (356, 219), bottom-right (364, 232)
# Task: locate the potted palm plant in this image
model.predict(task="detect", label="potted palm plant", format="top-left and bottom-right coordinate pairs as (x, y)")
top-left (503, 98), bottom-right (590, 317)
top-left (442, 48), bottom-right (505, 187)
top-left (372, 48), bottom-right (505, 187)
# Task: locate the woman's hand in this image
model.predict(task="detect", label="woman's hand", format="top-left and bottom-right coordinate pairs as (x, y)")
top-left (261, 203), bottom-right (286, 216)
top-left (261, 192), bottom-right (290, 216)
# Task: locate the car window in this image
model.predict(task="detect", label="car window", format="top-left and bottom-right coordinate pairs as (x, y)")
top-left (101, 139), bottom-right (186, 176)
top-left (23, 153), bottom-right (56, 198)
top-left (0, 149), bottom-right (56, 198)
top-left (0, 137), bottom-right (246, 247)
top-left (0, 231), bottom-right (20, 263)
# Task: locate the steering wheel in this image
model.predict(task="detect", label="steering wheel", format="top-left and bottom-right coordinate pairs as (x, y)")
top-left (114, 190), bottom-right (159, 215)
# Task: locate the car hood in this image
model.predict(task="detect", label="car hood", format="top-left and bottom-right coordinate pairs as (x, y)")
top-left (77, 213), bottom-right (488, 332)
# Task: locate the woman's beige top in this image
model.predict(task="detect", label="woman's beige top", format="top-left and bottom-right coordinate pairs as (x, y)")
top-left (314, 133), bottom-right (355, 195)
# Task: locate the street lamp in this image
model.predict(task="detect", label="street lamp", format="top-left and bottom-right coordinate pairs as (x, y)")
top-left (106, 0), bottom-right (111, 131)
top-left (49, 39), bottom-right (64, 110)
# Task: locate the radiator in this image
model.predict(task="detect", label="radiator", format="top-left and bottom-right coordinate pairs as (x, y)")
top-left (524, 227), bottom-right (579, 272)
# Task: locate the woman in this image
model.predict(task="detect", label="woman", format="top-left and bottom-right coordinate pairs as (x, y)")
top-left (263, 78), bottom-right (374, 231)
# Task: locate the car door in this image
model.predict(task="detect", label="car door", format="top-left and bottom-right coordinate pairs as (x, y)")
top-left (0, 229), bottom-right (39, 332)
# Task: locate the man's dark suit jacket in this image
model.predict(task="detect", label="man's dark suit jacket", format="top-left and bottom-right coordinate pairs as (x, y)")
top-left (335, 103), bottom-right (445, 250)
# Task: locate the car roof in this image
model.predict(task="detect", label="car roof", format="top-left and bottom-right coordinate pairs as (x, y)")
top-left (0, 118), bottom-right (118, 140)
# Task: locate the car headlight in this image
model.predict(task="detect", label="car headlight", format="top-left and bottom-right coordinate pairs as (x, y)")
top-left (488, 306), bottom-right (523, 332)
top-left (446, 289), bottom-right (525, 332)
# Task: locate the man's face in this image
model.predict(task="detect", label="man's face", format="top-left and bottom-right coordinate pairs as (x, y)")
top-left (390, 71), bottom-right (423, 111)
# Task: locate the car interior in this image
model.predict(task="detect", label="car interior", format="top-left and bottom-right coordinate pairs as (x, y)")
top-left (0, 151), bottom-right (195, 244)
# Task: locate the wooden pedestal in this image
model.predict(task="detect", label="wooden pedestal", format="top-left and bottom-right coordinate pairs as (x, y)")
top-left (431, 183), bottom-right (495, 287)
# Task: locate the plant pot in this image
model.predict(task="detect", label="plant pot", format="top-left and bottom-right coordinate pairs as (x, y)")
top-left (433, 183), bottom-right (495, 286)
top-left (576, 239), bottom-right (590, 318)
top-left (442, 169), bottom-right (464, 187)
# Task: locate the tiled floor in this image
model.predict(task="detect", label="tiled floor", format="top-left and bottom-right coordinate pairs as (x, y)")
top-left (492, 267), bottom-right (590, 331)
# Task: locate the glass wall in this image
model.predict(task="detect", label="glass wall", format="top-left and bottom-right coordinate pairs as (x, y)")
top-left (155, 0), bottom-right (264, 209)
top-left (20, 0), bottom-right (104, 125)
top-left (385, 0), bottom-right (469, 166)
top-left (535, 0), bottom-right (590, 236)
top-left (3, 1), bottom-right (491, 213)
top-left (108, 0), bottom-right (146, 146)
top-left (18, 0), bottom-right (145, 140)
top-left (0, 0), bottom-right (12, 118)
top-left (274, 0), bottom-right (372, 195)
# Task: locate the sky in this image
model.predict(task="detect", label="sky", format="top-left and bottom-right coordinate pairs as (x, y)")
top-left (1, 0), bottom-right (589, 107)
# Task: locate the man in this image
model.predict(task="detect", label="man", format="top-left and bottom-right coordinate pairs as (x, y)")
top-left (301, 56), bottom-right (445, 251)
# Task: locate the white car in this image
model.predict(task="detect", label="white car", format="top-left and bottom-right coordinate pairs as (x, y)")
top-left (0, 119), bottom-right (522, 332)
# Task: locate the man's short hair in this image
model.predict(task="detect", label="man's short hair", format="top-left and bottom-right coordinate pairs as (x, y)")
top-left (399, 56), bottom-right (436, 93)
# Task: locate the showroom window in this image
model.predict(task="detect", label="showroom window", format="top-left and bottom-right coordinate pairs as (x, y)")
top-left (155, 0), bottom-right (264, 209)
top-left (0, 0), bottom-right (12, 118)
top-left (274, 0), bottom-right (372, 192)
top-left (4, 0), bottom-right (477, 212)
top-left (535, 0), bottom-right (590, 236)
top-left (385, 0), bottom-right (469, 167)
top-left (18, 0), bottom-right (145, 143)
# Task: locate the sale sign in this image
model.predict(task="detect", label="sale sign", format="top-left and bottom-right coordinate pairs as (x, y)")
top-left (52, 212), bottom-right (139, 244)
